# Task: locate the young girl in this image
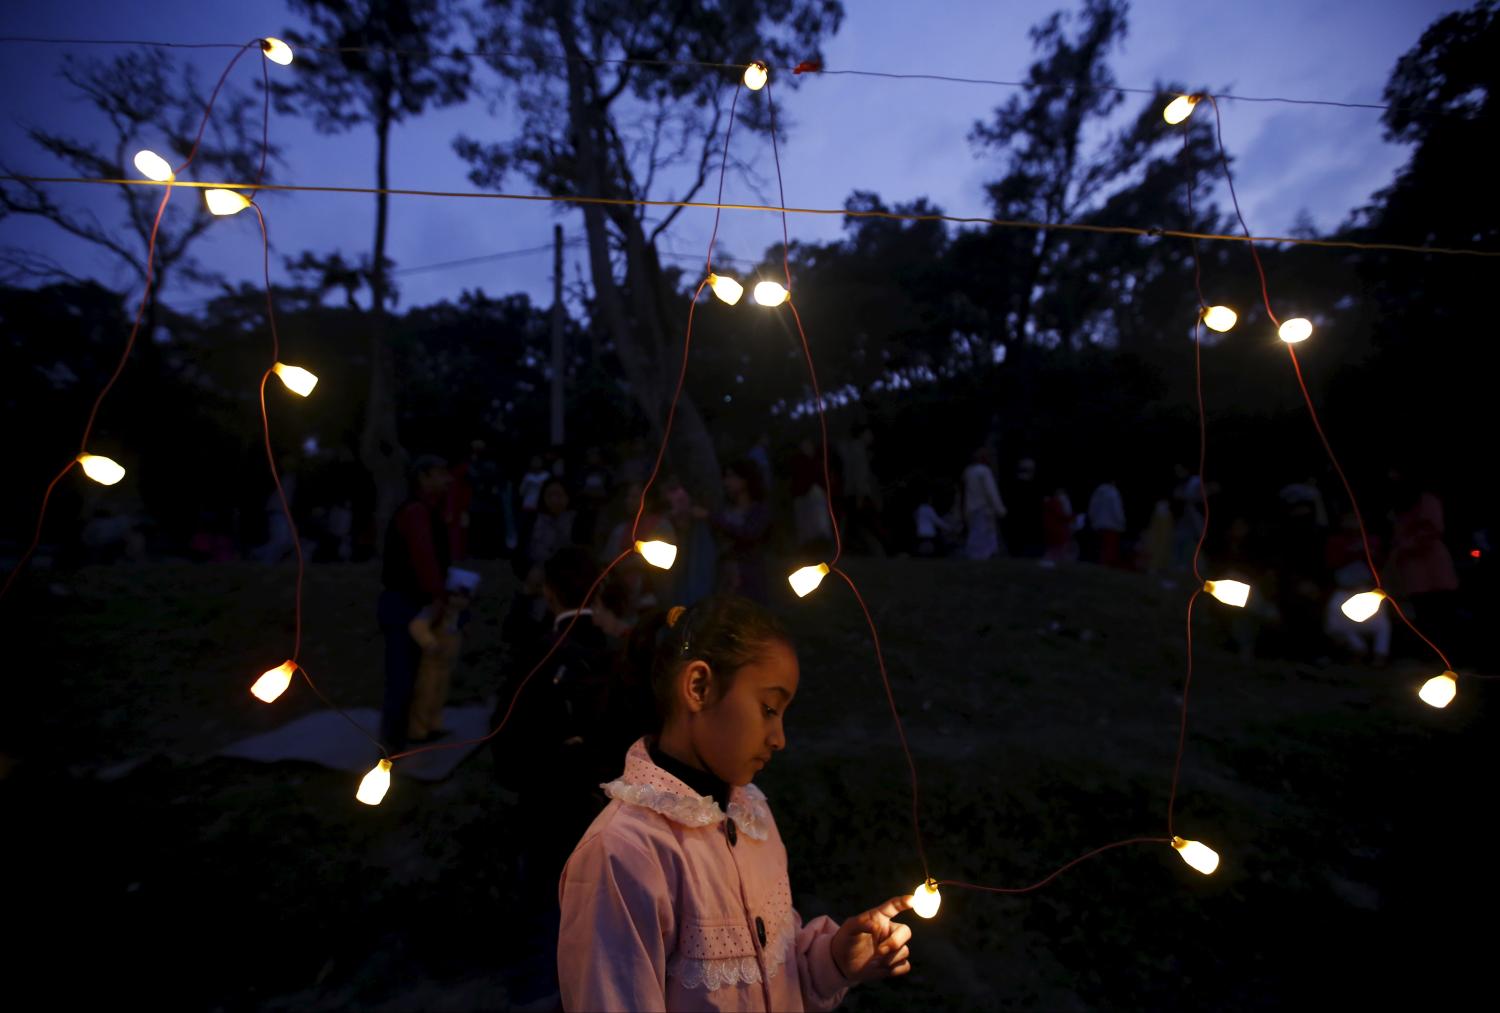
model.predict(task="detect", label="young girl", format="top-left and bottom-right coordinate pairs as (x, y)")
top-left (558, 596), bottom-right (914, 1010)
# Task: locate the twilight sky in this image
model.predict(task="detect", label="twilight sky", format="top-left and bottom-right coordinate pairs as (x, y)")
top-left (0, 0), bottom-right (1463, 314)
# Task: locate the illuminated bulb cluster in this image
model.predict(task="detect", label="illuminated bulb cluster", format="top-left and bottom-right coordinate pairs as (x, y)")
top-left (76, 452), bottom-right (126, 486)
top-left (707, 273), bottom-right (743, 306)
top-left (1202, 305), bottom-right (1238, 333)
top-left (706, 274), bottom-right (790, 308)
top-left (205, 188), bottom-right (253, 216)
top-left (251, 661), bottom-right (296, 702)
top-left (635, 539), bottom-right (678, 569)
top-left (788, 562), bottom-right (830, 598)
top-left (743, 61), bottom-right (768, 91)
top-left (1419, 671), bottom-right (1457, 709)
top-left (1339, 589), bottom-right (1386, 623)
top-left (911, 878), bottom-right (942, 918)
top-left (1171, 836), bottom-right (1219, 875)
top-left (272, 362), bottom-right (319, 397)
top-left (1203, 579), bottom-right (1250, 608)
top-left (261, 37), bottom-right (294, 65)
top-left (753, 281), bottom-right (789, 306)
top-left (1163, 94), bottom-right (1200, 125)
top-left (133, 149), bottom-right (174, 183)
top-left (357, 759), bottom-right (393, 805)
top-left (1278, 317), bottom-right (1313, 344)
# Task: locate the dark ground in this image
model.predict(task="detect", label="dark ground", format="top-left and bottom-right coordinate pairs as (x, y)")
top-left (2, 557), bottom-right (1493, 1010)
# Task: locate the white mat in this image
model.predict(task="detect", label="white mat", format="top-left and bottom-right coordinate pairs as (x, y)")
top-left (219, 704), bottom-right (492, 782)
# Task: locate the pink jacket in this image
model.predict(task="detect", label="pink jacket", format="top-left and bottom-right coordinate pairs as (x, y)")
top-left (558, 737), bottom-right (851, 1012)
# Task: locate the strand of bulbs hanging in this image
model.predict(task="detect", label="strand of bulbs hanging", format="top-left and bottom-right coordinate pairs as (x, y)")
top-left (1163, 90), bottom-right (1454, 713)
top-left (75, 40), bottom-right (298, 494)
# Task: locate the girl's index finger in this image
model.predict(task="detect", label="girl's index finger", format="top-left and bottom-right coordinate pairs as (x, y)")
top-left (875, 894), bottom-right (915, 919)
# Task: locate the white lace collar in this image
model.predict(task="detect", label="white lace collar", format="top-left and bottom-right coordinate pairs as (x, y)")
top-left (601, 737), bottom-right (772, 842)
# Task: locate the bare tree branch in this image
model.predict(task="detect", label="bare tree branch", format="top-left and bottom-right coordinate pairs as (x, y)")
top-left (651, 99), bottom-right (724, 242)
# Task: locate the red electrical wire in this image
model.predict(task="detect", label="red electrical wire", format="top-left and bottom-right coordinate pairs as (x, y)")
top-left (296, 662), bottom-right (389, 756)
top-left (631, 80), bottom-right (742, 542)
top-left (1, 41), bottom-right (259, 602)
top-left (258, 53), bottom-right (270, 186)
top-left (769, 71), bottom-right (1158, 896)
top-left (391, 548), bottom-right (633, 762)
top-left (703, 84), bottom-right (741, 278)
top-left (1204, 96), bottom-right (1454, 677)
top-left (407, 79), bottom-right (751, 768)
top-left (251, 204), bottom-right (306, 665)
top-left (1166, 588), bottom-right (1202, 838)
top-left (1183, 132), bottom-right (1212, 589)
top-left (0, 462), bottom-right (78, 601)
top-left (1167, 129), bottom-right (1215, 840)
top-left (832, 566), bottom-right (929, 883)
top-left (766, 80), bottom-right (842, 565)
top-left (940, 837), bottom-right (1170, 896)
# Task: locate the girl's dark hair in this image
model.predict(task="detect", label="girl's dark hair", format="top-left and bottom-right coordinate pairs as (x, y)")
top-left (622, 595), bottom-right (791, 734)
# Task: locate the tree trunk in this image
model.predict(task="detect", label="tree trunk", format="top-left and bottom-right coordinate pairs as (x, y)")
top-left (361, 93), bottom-right (408, 554)
top-left (554, 2), bottom-right (721, 500)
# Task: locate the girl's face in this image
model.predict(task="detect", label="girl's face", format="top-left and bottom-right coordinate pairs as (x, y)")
top-left (543, 483), bottom-right (569, 514)
top-left (682, 640), bottom-right (799, 786)
top-left (723, 470), bottom-right (747, 500)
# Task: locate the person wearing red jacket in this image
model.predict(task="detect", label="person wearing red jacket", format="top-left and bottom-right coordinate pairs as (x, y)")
top-left (378, 455), bottom-right (453, 752)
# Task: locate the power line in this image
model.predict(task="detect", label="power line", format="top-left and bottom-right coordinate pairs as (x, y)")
top-left (0, 34), bottom-right (1398, 113)
top-left (6, 174), bottom-right (1496, 259)
top-left (390, 240), bottom-right (578, 276)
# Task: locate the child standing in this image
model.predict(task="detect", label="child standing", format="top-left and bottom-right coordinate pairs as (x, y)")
top-left (558, 596), bottom-right (914, 1011)
top-left (405, 567), bottom-right (478, 743)
top-left (913, 488), bottom-right (956, 557)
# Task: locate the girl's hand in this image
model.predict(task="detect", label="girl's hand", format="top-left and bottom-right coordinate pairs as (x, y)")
top-left (829, 894), bottom-right (914, 984)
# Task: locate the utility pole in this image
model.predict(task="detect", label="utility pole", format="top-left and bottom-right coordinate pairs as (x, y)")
top-left (550, 223), bottom-right (565, 447)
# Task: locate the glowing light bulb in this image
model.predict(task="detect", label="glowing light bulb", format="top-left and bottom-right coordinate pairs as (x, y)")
top-left (635, 539), bottom-right (678, 569)
top-left (75, 453), bottom-right (125, 486)
top-left (788, 562), bottom-right (830, 598)
top-left (1340, 590), bottom-right (1386, 623)
top-left (911, 878), bottom-right (942, 919)
top-left (133, 149), bottom-right (174, 182)
top-left (1163, 94), bottom-right (1199, 125)
top-left (707, 273), bottom-right (744, 306)
top-left (1202, 305), bottom-right (1238, 333)
top-left (753, 281), bottom-right (789, 307)
top-left (1278, 317), bottom-right (1313, 344)
top-left (272, 362), bottom-right (319, 397)
top-left (743, 62), bottom-right (768, 91)
top-left (251, 661), bottom-right (295, 703)
top-left (356, 759), bottom-right (393, 805)
top-left (1204, 579), bottom-right (1250, 608)
top-left (1418, 671), bottom-right (1457, 709)
top-left (204, 188), bottom-right (253, 216)
top-left (1171, 836), bottom-right (1220, 875)
top-left (260, 37), bottom-right (294, 65)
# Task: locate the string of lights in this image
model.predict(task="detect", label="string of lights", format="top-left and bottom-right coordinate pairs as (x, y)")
top-left (0, 38), bottom-right (268, 601)
top-left (1, 40), bottom-right (1483, 924)
top-left (8, 173), bottom-right (1498, 259)
top-left (0, 33), bottom-right (1405, 113)
top-left (1187, 91), bottom-right (1463, 708)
